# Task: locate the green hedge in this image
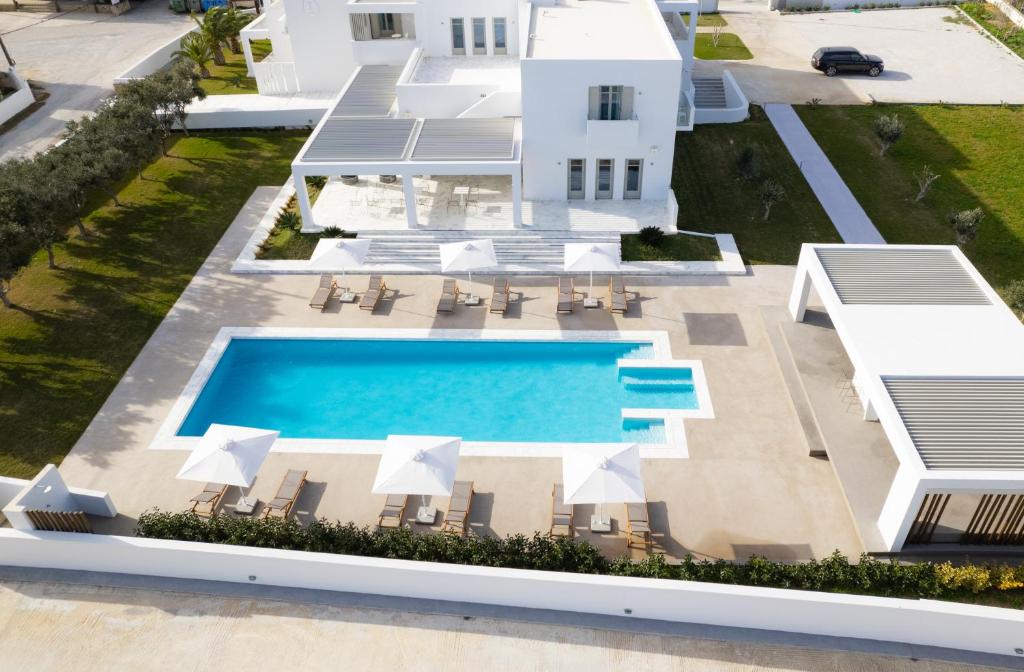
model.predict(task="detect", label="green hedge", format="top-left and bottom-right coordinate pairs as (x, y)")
top-left (136, 511), bottom-right (1024, 601)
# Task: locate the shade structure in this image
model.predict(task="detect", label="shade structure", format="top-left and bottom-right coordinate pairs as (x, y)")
top-left (176, 424), bottom-right (279, 488)
top-left (439, 239), bottom-right (497, 296)
top-left (310, 238), bottom-right (371, 272)
top-left (372, 435), bottom-right (462, 497)
top-left (562, 443), bottom-right (645, 505)
top-left (563, 242), bottom-right (621, 293)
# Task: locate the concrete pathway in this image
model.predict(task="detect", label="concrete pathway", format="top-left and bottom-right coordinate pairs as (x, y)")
top-left (765, 103), bottom-right (885, 245)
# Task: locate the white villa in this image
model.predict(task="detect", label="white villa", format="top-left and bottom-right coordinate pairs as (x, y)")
top-left (235, 0), bottom-right (746, 238)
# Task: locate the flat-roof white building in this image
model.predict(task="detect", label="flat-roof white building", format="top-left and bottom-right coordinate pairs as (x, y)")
top-left (789, 244), bottom-right (1024, 552)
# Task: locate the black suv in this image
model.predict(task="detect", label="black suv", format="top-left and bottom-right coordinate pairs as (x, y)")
top-left (812, 47), bottom-right (884, 77)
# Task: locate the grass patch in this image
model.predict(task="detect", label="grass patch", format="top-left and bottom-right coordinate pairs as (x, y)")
top-left (672, 108), bottom-right (840, 265)
top-left (796, 104), bottom-right (1024, 292)
top-left (200, 41), bottom-right (272, 96)
top-left (0, 130), bottom-right (308, 478)
top-left (960, 3), bottom-right (1024, 59)
top-left (254, 180), bottom-right (358, 261)
top-left (695, 33), bottom-right (753, 60)
top-left (621, 233), bottom-right (721, 262)
top-left (698, 12), bottom-right (728, 27)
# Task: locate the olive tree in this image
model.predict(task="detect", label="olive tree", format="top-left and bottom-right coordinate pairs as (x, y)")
top-left (949, 208), bottom-right (983, 247)
top-left (1003, 280), bottom-right (1024, 321)
top-left (873, 113), bottom-right (904, 156)
top-left (760, 178), bottom-right (786, 222)
top-left (0, 220), bottom-right (32, 308)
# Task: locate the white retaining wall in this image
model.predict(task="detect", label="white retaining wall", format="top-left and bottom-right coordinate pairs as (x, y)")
top-left (693, 70), bottom-right (749, 125)
top-left (991, 0), bottom-right (1024, 27)
top-left (1, 529), bottom-right (1023, 658)
top-left (1, 466), bottom-right (117, 530)
top-left (0, 68), bottom-right (35, 127)
top-left (113, 26), bottom-right (198, 85)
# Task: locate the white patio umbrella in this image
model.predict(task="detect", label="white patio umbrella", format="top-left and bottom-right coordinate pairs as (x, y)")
top-left (176, 424), bottom-right (280, 488)
top-left (439, 239), bottom-right (497, 301)
top-left (562, 443), bottom-right (645, 528)
top-left (372, 435), bottom-right (462, 514)
top-left (563, 242), bottom-right (621, 298)
top-left (310, 238), bottom-right (371, 292)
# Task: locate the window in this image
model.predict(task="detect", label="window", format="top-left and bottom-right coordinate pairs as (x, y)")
top-left (472, 17), bottom-right (487, 54)
top-left (567, 159), bottom-right (585, 200)
top-left (588, 86), bottom-right (634, 121)
top-left (624, 159), bottom-right (642, 199)
top-left (595, 159), bottom-right (614, 199)
top-left (600, 86), bottom-right (622, 121)
top-left (451, 18), bottom-right (465, 55)
top-left (493, 17), bottom-right (507, 55)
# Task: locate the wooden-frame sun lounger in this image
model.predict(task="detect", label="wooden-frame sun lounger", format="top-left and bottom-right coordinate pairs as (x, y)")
top-left (626, 500), bottom-right (652, 550)
top-left (261, 469), bottom-right (308, 519)
top-left (490, 277), bottom-right (510, 314)
top-left (190, 482), bottom-right (227, 517)
top-left (608, 276), bottom-right (634, 315)
top-left (309, 274), bottom-right (337, 311)
top-left (378, 494), bottom-right (408, 529)
top-left (359, 275), bottom-right (387, 312)
top-left (437, 278), bottom-right (460, 314)
top-left (550, 483), bottom-right (574, 537)
top-left (557, 277), bottom-right (582, 314)
top-left (442, 480), bottom-right (474, 536)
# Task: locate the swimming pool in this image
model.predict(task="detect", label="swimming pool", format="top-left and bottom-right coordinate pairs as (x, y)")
top-left (176, 336), bottom-right (701, 444)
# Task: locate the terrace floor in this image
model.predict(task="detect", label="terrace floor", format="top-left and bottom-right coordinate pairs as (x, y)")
top-left (56, 186), bottom-right (865, 562)
top-left (411, 55), bottom-right (521, 89)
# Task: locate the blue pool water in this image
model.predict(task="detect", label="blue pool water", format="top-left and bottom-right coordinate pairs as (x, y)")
top-left (178, 339), bottom-right (698, 443)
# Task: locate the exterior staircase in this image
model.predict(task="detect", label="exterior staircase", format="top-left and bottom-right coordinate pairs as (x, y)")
top-left (693, 78), bottom-right (728, 109)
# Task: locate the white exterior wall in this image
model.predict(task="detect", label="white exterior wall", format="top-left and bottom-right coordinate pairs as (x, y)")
top-left (280, 0), bottom-right (357, 93)
top-left (520, 58), bottom-right (681, 201)
top-left (415, 0), bottom-right (521, 58)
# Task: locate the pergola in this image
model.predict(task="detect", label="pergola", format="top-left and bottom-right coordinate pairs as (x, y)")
top-left (789, 244), bottom-right (1024, 551)
top-left (291, 65), bottom-right (522, 229)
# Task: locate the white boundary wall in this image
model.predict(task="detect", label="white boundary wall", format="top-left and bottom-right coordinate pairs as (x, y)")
top-left (2, 529), bottom-right (1024, 658)
top-left (113, 26), bottom-right (198, 85)
top-left (0, 68), bottom-right (35, 127)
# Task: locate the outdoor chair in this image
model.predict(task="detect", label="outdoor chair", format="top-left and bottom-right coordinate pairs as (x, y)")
top-left (359, 275), bottom-right (387, 312)
top-left (557, 277), bottom-right (582, 314)
top-left (625, 500), bottom-right (652, 550)
top-left (378, 494), bottom-right (408, 529)
top-left (189, 483), bottom-right (228, 518)
top-left (442, 480), bottom-right (475, 536)
top-left (608, 277), bottom-right (635, 315)
top-left (446, 197), bottom-right (462, 215)
top-left (490, 277), bottom-right (510, 314)
top-left (550, 483), bottom-right (574, 538)
top-left (308, 274), bottom-right (337, 311)
top-left (261, 469), bottom-right (308, 519)
top-left (437, 278), bottom-right (460, 314)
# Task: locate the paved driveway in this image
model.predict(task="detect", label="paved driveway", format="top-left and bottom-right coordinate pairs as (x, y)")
top-left (697, 0), bottom-right (1024, 104)
top-left (0, 2), bottom-right (190, 160)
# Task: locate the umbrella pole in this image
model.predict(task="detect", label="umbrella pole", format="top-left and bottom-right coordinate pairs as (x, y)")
top-left (590, 269), bottom-right (594, 296)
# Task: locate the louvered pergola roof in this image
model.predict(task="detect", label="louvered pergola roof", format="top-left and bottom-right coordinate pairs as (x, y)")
top-left (329, 65), bottom-right (403, 118)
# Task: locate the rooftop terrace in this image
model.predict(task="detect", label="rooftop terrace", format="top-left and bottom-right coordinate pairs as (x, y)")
top-left (527, 0), bottom-right (679, 60)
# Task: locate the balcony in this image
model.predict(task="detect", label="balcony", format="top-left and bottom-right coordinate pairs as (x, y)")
top-left (586, 115), bottom-right (639, 147)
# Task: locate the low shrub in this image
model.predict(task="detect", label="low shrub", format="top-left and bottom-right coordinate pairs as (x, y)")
top-left (637, 225), bottom-right (666, 247)
top-left (736, 143), bottom-right (762, 181)
top-left (320, 225), bottom-right (345, 238)
top-left (276, 210), bottom-right (300, 231)
top-left (306, 175), bottom-right (328, 190)
top-left (134, 511), bottom-right (1024, 602)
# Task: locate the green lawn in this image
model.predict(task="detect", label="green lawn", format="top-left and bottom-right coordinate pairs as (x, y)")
top-left (620, 232), bottom-right (721, 262)
top-left (694, 33), bottom-right (753, 60)
top-left (672, 110), bottom-right (840, 264)
top-left (200, 40), bottom-right (272, 96)
top-left (697, 12), bottom-right (728, 27)
top-left (960, 3), bottom-right (1024, 59)
top-left (0, 130), bottom-right (308, 478)
top-left (797, 104), bottom-right (1024, 292)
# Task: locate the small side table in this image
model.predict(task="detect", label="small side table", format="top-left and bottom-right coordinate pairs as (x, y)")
top-left (415, 506), bottom-right (438, 524)
top-left (464, 295), bottom-right (482, 306)
top-left (590, 515), bottom-right (612, 533)
top-left (583, 297), bottom-right (600, 309)
top-left (338, 290), bottom-right (357, 303)
top-left (234, 494), bottom-right (258, 516)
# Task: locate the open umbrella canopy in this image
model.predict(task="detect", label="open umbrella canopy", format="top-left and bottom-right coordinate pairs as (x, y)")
top-left (438, 239), bottom-right (498, 273)
top-left (372, 435), bottom-right (462, 496)
top-left (176, 424), bottom-right (279, 488)
top-left (563, 242), bottom-right (621, 273)
top-left (562, 443), bottom-right (645, 505)
top-left (310, 238), bottom-right (371, 271)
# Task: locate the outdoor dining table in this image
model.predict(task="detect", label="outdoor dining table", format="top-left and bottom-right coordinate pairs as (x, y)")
top-left (452, 185), bottom-right (471, 209)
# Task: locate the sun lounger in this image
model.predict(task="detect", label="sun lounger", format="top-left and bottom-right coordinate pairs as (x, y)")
top-left (557, 277), bottom-right (581, 314)
top-left (442, 480), bottom-right (474, 536)
top-left (359, 275), bottom-right (387, 311)
top-left (378, 494), bottom-right (408, 529)
top-left (261, 469), bottom-right (308, 519)
top-left (550, 483), bottom-right (574, 537)
top-left (490, 277), bottom-right (510, 314)
top-left (189, 483), bottom-right (227, 517)
top-left (626, 500), bottom-right (652, 549)
top-left (437, 278), bottom-right (460, 314)
top-left (609, 277), bottom-right (633, 314)
top-left (309, 274), bottom-right (337, 311)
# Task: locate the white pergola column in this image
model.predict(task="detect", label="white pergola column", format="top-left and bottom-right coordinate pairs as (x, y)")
top-left (511, 169), bottom-right (523, 228)
top-left (877, 466), bottom-right (925, 553)
top-left (401, 174), bottom-right (419, 228)
top-left (788, 260), bottom-right (812, 322)
top-left (294, 173), bottom-right (316, 231)
top-left (241, 37), bottom-right (256, 78)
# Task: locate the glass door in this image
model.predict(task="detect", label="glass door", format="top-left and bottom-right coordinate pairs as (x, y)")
top-left (451, 18), bottom-right (465, 55)
top-left (493, 18), bottom-right (507, 55)
top-left (595, 159), bottom-right (613, 199)
top-left (472, 17), bottom-right (487, 54)
top-left (624, 159), bottom-right (642, 199)
top-left (567, 159), bottom-right (585, 200)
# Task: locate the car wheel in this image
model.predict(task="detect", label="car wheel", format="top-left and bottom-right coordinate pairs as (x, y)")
top-left (869, 66), bottom-right (881, 77)
top-left (825, 65), bottom-right (838, 77)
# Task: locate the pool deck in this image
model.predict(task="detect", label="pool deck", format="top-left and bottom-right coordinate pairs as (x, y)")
top-left (56, 186), bottom-right (865, 562)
